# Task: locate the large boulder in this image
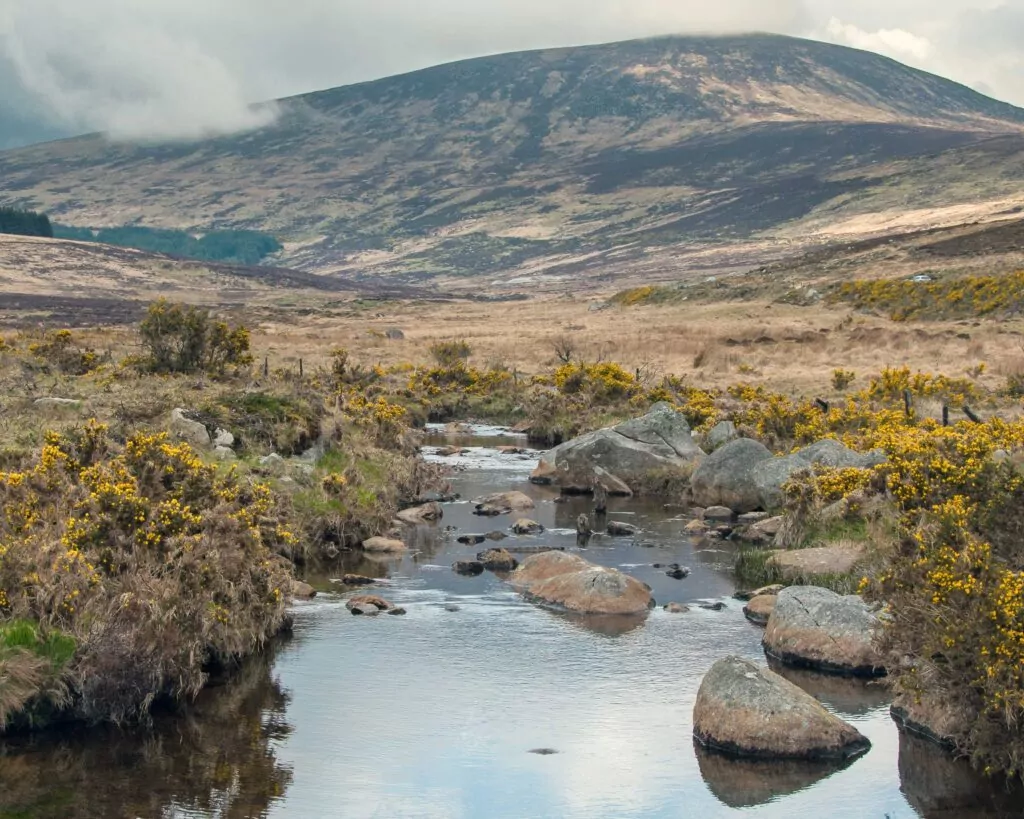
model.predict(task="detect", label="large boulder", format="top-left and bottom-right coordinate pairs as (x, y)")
top-left (703, 420), bottom-right (739, 452)
top-left (753, 440), bottom-right (885, 511)
top-left (693, 656), bottom-right (870, 760)
top-left (690, 439), bottom-right (773, 512)
top-left (763, 586), bottom-right (884, 676)
top-left (169, 408), bottom-right (211, 450)
top-left (530, 404), bottom-right (704, 494)
top-left (510, 551), bottom-right (652, 615)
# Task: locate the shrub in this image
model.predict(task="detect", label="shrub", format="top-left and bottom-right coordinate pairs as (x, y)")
top-left (26, 329), bottom-right (100, 375)
top-left (0, 421), bottom-right (294, 726)
top-left (138, 299), bottom-right (252, 374)
top-left (832, 369), bottom-right (856, 391)
top-left (429, 340), bottom-right (472, 368)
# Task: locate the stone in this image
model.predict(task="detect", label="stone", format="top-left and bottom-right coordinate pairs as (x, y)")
top-left (213, 428), bottom-right (235, 448)
top-left (435, 446), bottom-right (463, 457)
top-left (497, 445), bottom-right (526, 455)
top-left (349, 602), bottom-right (379, 616)
top-left (699, 601), bottom-right (727, 611)
top-left (387, 607), bottom-right (407, 615)
top-left (397, 502), bottom-right (443, 525)
top-left (606, 521), bottom-right (638, 537)
top-left (703, 506), bottom-right (735, 522)
top-left (751, 516), bottom-right (785, 538)
top-left (485, 531), bottom-right (508, 541)
top-left (666, 564), bottom-right (691, 580)
top-left (361, 537), bottom-right (407, 554)
top-left (452, 560), bottom-right (485, 576)
top-left (289, 580), bottom-right (317, 600)
top-left (664, 602), bottom-right (690, 613)
top-left (530, 404), bottom-right (705, 494)
top-left (752, 441), bottom-right (885, 511)
top-left (693, 656), bottom-right (870, 760)
top-left (743, 594), bottom-right (777, 626)
top-left (690, 438), bottom-right (774, 513)
top-left (346, 594), bottom-right (392, 611)
top-left (704, 420), bottom-right (739, 451)
top-left (890, 693), bottom-right (964, 748)
top-left (444, 603), bottom-right (461, 612)
top-left (734, 584), bottom-right (785, 601)
top-left (511, 518), bottom-right (544, 535)
top-left (213, 445), bottom-right (236, 461)
top-left (763, 586), bottom-right (884, 676)
top-left (34, 397), bottom-right (81, 408)
top-left (474, 491), bottom-right (535, 516)
top-left (768, 544), bottom-right (865, 581)
top-left (477, 548), bottom-right (518, 572)
top-left (685, 519), bottom-right (709, 533)
top-left (510, 551), bottom-right (653, 615)
top-left (170, 408), bottom-right (212, 450)
top-left (341, 574), bottom-right (376, 586)
top-left (385, 328), bottom-right (405, 340)
top-left (737, 511), bottom-right (769, 525)
top-left (259, 452), bottom-right (286, 471)
top-left (457, 534), bottom-right (487, 545)
top-left (444, 422), bottom-right (473, 434)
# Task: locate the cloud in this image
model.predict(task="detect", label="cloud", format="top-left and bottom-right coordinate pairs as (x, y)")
top-left (821, 17), bottom-right (932, 62)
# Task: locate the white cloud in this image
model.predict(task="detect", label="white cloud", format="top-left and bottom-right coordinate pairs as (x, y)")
top-left (822, 17), bottom-right (933, 62)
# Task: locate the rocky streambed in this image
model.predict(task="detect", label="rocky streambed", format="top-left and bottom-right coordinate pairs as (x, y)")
top-left (0, 423), bottom-right (1019, 819)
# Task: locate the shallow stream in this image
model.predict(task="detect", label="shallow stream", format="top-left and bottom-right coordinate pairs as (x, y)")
top-left (0, 425), bottom-right (1020, 818)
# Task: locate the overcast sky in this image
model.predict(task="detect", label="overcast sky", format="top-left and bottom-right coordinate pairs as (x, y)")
top-left (0, 0), bottom-right (1022, 141)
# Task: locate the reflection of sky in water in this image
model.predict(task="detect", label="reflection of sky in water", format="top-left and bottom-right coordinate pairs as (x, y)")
top-left (266, 432), bottom-right (921, 819)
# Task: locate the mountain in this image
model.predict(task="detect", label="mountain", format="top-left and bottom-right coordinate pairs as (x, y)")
top-left (2, 33), bottom-right (1023, 289)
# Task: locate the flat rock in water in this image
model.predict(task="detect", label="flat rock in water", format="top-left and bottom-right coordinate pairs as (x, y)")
top-left (485, 531), bottom-right (508, 541)
top-left (452, 560), bottom-right (485, 576)
top-left (734, 584), bottom-right (784, 601)
top-left (397, 502), bottom-right (443, 525)
top-left (361, 537), bottom-right (407, 553)
top-left (387, 607), bottom-right (408, 616)
top-left (693, 656), bottom-right (870, 760)
top-left (763, 586), bottom-right (884, 676)
top-left (474, 491), bottom-right (535, 516)
top-left (350, 603), bottom-right (380, 616)
top-left (346, 594), bottom-right (392, 611)
top-left (477, 548), bottom-right (518, 572)
top-left (664, 602), bottom-right (689, 613)
top-left (341, 574), bottom-right (376, 586)
top-left (704, 506), bottom-right (735, 522)
top-left (743, 594), bottom-right (777, 626)
top-left (457, 534), bottom-right (487, 545)
top-left (685, 519), bottom-right (709, 533)
top-left (511, 551), bottom-right (652, 615)
top-left (607, 521), bottom-right (638, 537)
top-left (768, 544), bottom-right (865, 580)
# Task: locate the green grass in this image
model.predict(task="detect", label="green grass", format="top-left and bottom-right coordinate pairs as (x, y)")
top-left (0, 620), bottom-right (76, 669)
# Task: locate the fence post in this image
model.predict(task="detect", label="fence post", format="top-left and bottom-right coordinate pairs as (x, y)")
top-left (263, 356), bottom-right (269, 378)
top-left (942, 404), bottom-right (949, 426)
top-left (963, 405), bottom-right (982, 424)
top-left (903, 389), bottom-right (913, 418)
top-left (299, 358), bottom-right (304, 378)
top-left (814, 398), bottom-right (829, 414)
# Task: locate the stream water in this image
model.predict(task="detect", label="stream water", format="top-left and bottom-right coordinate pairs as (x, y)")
top-left (1, 425), bottom-right (1021, 819)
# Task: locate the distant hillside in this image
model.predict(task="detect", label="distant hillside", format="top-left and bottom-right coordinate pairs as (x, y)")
top-left (2, 33), bottom-right (1023, 289)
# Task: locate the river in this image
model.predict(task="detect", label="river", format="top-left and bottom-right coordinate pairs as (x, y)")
top-left (0, 425), bottom-right (1020, 819)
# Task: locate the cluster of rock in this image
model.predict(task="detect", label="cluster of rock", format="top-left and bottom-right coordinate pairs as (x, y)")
top-left (452, 548), bottom-right (519, 576)
top-left (169, 408), bottom-right (238, 461)
top-left (694, 585), bottom-right (885, 761)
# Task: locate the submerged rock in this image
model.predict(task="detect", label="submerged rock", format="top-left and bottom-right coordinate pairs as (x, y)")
top-left (340, 574), bottom-right (377, 586)
top-left (452, 560), bottom-right (485, 576)
top-left (346, 594), bottom-right (392, 612)
top-left (457, 534), bottom-right (487, 545)
top-left (763, 586), bottom-right (884, 676)
top-left (350, 603), bottom-right (379, 616)
top-left (474, 491), bottom-right (535, 516)
top-left (606, 521), bottom-right (638, 537)
top-left (664, 602), bottom-right (690, 613)
top-left (289, 580), bottom-right (317, 600)
top-left (734, 584), bottom-right (784, 602)
top-left (530, 403), bottom-right (705, 494)
top-left (665, 565), bottom-right (691, 580)
top-left (693, 656), bottom-right (870, 760)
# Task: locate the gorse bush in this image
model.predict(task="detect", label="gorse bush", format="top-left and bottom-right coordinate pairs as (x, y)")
top-left (429, 340), bottom-right (472, 368)
top-left (26, 329), bottom-right (101, 375)
top-left (0, 421), bottom-right (294, 725)
top-left (138, 299), bottom-right (252, 374)
top-left (832, 369), bottom-right (856, 391)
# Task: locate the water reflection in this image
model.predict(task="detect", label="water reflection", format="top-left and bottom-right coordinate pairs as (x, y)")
top-left (898, 731), bottom-right (1024, 818)
top-left (695, 742), bottom-right (858, 808)
top-left (0, 645), bottom-right (292, 819)
top-left (768, 660), bottom-right (892, 716)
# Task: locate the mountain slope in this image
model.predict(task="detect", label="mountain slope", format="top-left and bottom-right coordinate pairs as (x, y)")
top-left (1, 33), bottom-right (1023, 288)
